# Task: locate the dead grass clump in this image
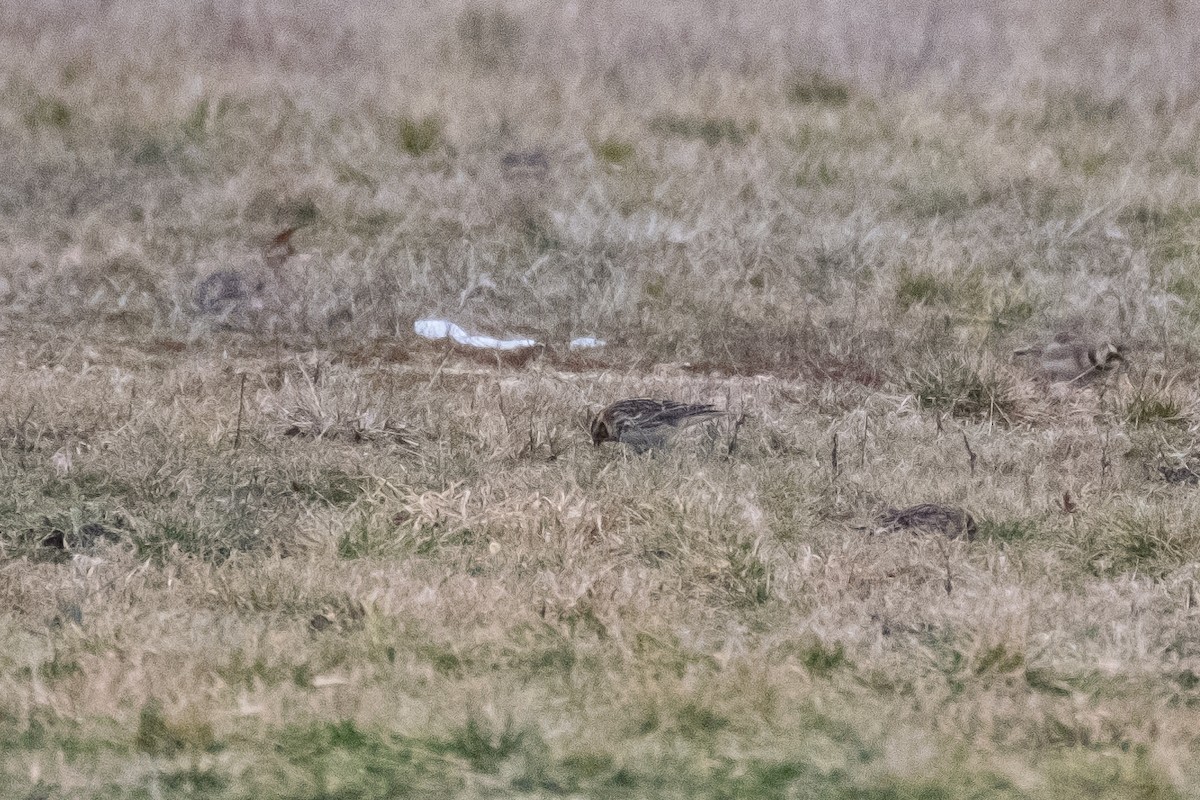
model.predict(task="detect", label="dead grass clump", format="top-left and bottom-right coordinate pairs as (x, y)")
top-left (711, 534), bottom-right (773, 606)
top-left (24, 94), bottom-right (73, 130)
top-left (263, 363), bottom-right (419, 450)
top-left (281, 406), bottom-right (416, 447)
top-left (648, 114), bottom-right (758, 147)
top-left (396, 114), bottom-right (443, 158)
top-left (455, 3), bottom-right (524, 71)
top-left (130, 511), bottom-right (260, 565)
top-left (975, 516), bottom-right (1042, 543)
top-left (1121, 376), bottom-right (1191, 428)
top-left (1084, 507), bottom-right (1200, 578)
top-left (785, 71), bottom-right (853, 106)
top-left (894, 267), bottom-right (986, 313)
top-left (902, 354), bottom-right (1023, 423)
top-left (591, 136), bottom-right (636, 167)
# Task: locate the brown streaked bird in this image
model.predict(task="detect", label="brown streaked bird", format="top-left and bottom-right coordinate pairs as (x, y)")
top-left (500, 149), bottom-right (551, 181)
top-left (872, 503), bottom-right (977, 541)
top-left (193, 227), bottom-right (302, 326)
top-left (589, 398), bottom-right (724, 453)
top-left (1013, 331), bottom-right (1123, 383)
top-left (194, 270), bottom-right (266, 315)
top-left (263, 226), bottom-right (299, 269)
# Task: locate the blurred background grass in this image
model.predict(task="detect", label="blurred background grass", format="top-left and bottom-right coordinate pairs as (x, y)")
top-left (0, 0), bottom-right (1197, 378)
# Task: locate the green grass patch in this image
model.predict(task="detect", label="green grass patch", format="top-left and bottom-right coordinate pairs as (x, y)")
top-left (25, 96), bottom-right (73, 130)
top-left (132, 515), bottom-right (258, 564)
top-left (289, 470), bottom-right (372, 507)
top-left (1119, 202), bottom-right (1200, 258)
top-left (785, 71), bottom-right (852, 106)
top-left (273, 720), bottom-right (462, 798)
top-left (1087, 509), bottom-right (1200, 577)
top-left (396, 115), bottom-right (443, 157)
top-left (434, 715), bottom-right (533, 774)
top-left (894, 174), bottom-right (993, 219)
top-left (0, 708), bottom-right (1183, 799)
top-left (592, 135), bottom-right (636, 165)
top-left (904, 354), bottom-right (1020, 422)
top-left (896, 270), bottom-right (955, 309)
top-left (1166, 274), bottom-right (1200, 318)
top-left (1123, 388), bottom-right (1187, 428)
top-left (977, 517), bottom-right (1040, 543)
top-left (793, 158), bottom-right (841, 187)
top-left (456, 4), bottom-right (524, 70)
top-left (136, 701), bottom-right (219, 757)
top-left (894, 266), bottom-right (986, 313)
top-left (649, 114), bottom-right (757, 146)
top-left (1037, 89), bottom-right (1126, 129)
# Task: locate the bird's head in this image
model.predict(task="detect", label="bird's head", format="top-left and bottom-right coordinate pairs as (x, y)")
top-left (589, 413), bottom-right (610, 447)
top-left (1098, 342), bottom-right (1124, 368)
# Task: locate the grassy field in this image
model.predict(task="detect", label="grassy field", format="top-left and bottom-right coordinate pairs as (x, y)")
top-left (3, 0), bottom-right (1200, 797)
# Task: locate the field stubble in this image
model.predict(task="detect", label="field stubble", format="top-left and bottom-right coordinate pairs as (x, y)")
top-left (2, 0), bottom-right (1200, 796)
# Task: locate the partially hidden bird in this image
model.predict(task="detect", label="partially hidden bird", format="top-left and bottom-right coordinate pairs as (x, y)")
top-left (1013, 331), bottom-right (1123, 383)
top-left (590, 398), bottom-right (724, 453)
top-left (872, 503), bottom-right (977, 541)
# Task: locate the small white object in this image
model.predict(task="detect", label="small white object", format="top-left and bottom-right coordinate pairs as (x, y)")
top-left (237, 696), bottom-right (266, 716)
top-left (51, 449), bottom-right (72, 476)
top-left (312, 674), bottom-right (350, 687)
top-left (569, 337), bottom-right (607, 350)
top-left (458, 332), bottom-right (539, 350)
top-left (72, 554), bottom-right (105, 573)
top-left (414, 319), bottom-right (539, 351)
top-left (414, 319), bottom-right (457, 340)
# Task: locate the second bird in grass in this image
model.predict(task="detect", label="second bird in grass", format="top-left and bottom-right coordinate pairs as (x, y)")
top-left (873, 503), bottom-right (977, 541)
top-left (590, 398), bottom-right (724, 453)
top-left (1013, 331), bottom-right (1124, 383)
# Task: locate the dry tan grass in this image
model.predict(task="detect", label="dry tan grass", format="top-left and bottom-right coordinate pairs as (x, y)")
top-left (0, 335), bottom-right (1198, 796)
top-left (3, 0), bottom-right (1200, 796)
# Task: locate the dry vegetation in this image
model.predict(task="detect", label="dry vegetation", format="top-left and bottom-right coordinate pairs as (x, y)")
top-left (3, 0), bottom-right (1200, 796)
